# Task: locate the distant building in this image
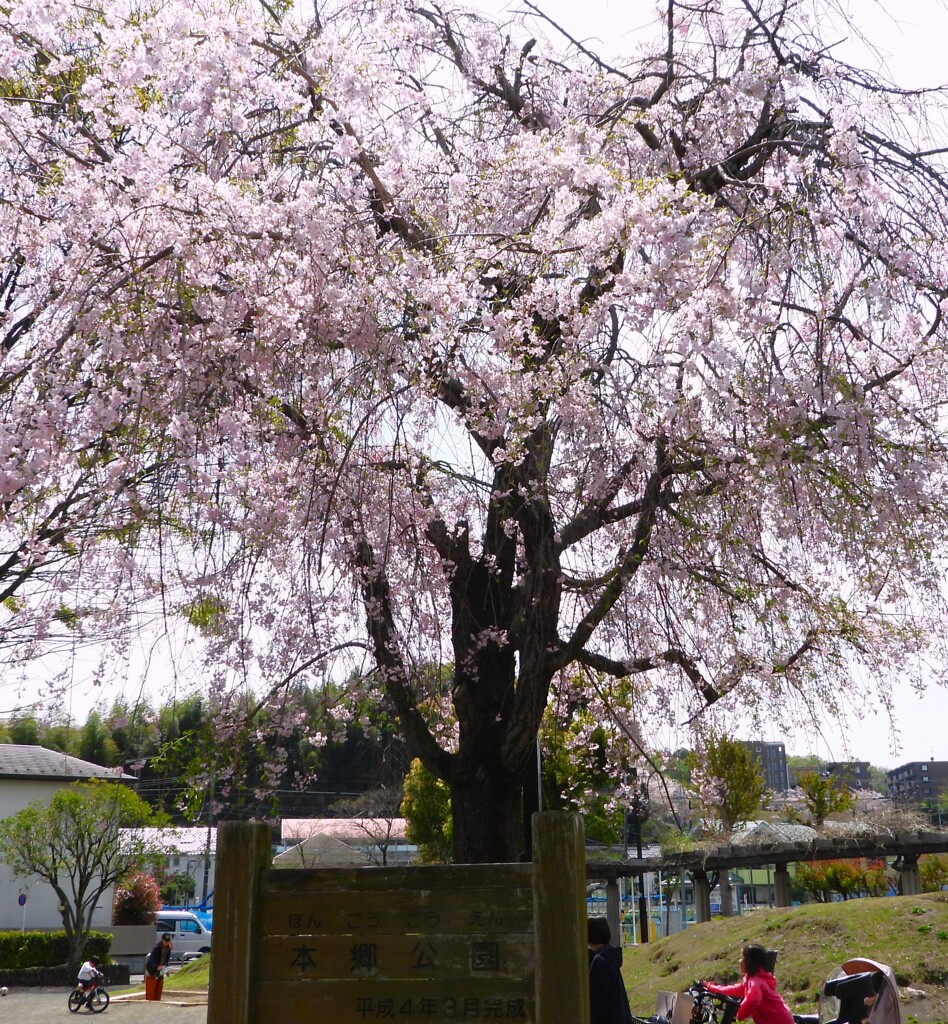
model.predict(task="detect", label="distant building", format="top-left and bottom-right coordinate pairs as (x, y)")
top-left (281, 817), bottom-right (415, 866)
top-left (739, 740), bottom-right (790, 792)
top-left (122, 826), bottom-right (218, 904)
top-left (887, 761), bottom-right (948, 802)
top-left (825, 761), bottom-right (873, 791)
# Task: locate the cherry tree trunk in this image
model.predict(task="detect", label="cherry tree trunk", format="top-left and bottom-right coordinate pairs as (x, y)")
top-left (450, 762), bottom-right (525, 864)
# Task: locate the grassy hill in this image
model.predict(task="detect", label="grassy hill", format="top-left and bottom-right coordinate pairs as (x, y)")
top-left (621, 891), bottom-right (948, 1024)
top-left (159, 891), bottom-right (948, 1023)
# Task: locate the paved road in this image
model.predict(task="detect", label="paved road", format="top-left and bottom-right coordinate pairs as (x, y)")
top-left (0, 987), bottom-right (208, 1024)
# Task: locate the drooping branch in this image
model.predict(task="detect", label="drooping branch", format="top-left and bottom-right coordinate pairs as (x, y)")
top-left (349, 527), bottom-right (453, 780)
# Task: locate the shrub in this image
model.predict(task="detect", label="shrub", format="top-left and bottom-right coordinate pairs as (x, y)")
top-left (113, 871), bottom-right (162, 925)
top-left (0, 931), bottom-right (111, 969)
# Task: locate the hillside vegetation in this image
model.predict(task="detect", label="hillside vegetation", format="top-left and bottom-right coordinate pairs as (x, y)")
top-left (622, 892), bottom-right (948, 1023)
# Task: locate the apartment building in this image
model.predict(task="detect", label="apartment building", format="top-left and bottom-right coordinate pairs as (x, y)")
top-left (887, 760), bottom-right (948, 802)
top-left (739, 740), bottom-right (791, 793)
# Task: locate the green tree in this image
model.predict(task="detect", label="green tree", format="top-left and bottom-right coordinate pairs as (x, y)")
top-left (40, 718), bottom-right (77, 753)
top-left (794, 861), bottom-right (833, 902)
top-left (796, 771), bottom-right (856, 827)
top-left (8, 710), bottom-right (39, 745)
top-left (795, 858), bottom-right (889, 901)
top-left (920, 853), bottom-right (948, 894)
top-left (868, 766), bottom-right (889, 795)
top-left (107, 699), bottom-right (159, 764)
top-left (78, 711), bottom-right (116, 766)
top-left (160, 871), bottom-right (197, 905)
top-left (862, 859), bottom-right (892, 898)
top-left (697, 735), bottom-right (766, 833)
top-left (0, 780), bottom-right (163, 966)
top-left (401, 758), bottom-right (453, 864)
top-left (787, 755), bottom-right (826, 783)
top-left (919, 793), bottom-right (948, 829)
top-left (695, 735), bottom-right (765, 917)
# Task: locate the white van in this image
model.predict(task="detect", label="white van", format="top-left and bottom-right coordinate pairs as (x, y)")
top-left (154, 910), bottom-right (213, 960)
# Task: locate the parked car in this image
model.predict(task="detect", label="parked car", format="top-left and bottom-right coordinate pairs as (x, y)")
top-left (154, 910), bottom-right (212, 959)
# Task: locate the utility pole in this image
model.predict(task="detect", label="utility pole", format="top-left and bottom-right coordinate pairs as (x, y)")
top-left (629, 769), bottom-right (649, 944)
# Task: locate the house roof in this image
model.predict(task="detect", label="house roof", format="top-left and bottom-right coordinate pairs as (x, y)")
top-left (281, 817), bottom-right (408, 843)
top-left (0, 744), bottom-right (135, 781)
top-left (122, 826), bottom-right (218, 856)
top-left (273, 833), bottom-right (372, 869)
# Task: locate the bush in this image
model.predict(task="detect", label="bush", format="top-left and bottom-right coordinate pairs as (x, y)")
top-left (0, 930), bottom-right (112, 969)
top-left (795, 858), bottom-right (894, 901)
top-left (921, 854), bottom-right (948, 894)
top-left (113, 871), bottom-right (162, 925)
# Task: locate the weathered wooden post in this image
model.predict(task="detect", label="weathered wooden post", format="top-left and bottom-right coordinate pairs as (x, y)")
top-left (692, 868), bottom-right (712, 923)
top-left (207, 820), bottom-right (271, 1024)
top-left (533, 811), bottom-right (589, 1024)
top-left (773, 864), bottom-right (793, 907)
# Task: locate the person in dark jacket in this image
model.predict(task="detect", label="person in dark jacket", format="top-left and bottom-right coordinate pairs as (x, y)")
top-left (588, 917), bottom-right (634, 1024)
top-left (144, 933), bottom-right (173, 1001)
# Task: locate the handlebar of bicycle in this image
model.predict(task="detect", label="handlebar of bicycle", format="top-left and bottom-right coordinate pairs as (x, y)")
top-left (688, 984), bottom-right (741, 1008)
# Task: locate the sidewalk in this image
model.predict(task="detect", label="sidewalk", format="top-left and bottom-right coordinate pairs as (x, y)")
top-left (0, 986), bottom-right (208, 1024)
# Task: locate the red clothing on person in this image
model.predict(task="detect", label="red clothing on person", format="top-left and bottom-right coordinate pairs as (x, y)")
top-left (704, 970), bottom-right (794, 1024)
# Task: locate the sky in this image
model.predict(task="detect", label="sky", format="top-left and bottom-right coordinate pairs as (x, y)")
top-left (469, 0), bottom-right (948, 89)
top-left (4, 0), bottom-right (948, 772)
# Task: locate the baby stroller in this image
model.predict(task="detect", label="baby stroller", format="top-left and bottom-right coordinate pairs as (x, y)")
top-left (816, 958), bottom-right (903, 1024)
top-left (635, 955), bottom-right (902, 1024)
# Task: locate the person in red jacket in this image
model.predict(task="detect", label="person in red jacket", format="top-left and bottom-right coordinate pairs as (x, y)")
top-left (702, 944), bottom-right (794, 1024)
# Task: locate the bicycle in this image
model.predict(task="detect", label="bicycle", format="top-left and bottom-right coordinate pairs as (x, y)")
top-left (631, 984), bottom-right (740, 1024)
top-left (687, 983), bottom-right (741, 1024)
top-left (68, 972), bottom-right (110, 1013)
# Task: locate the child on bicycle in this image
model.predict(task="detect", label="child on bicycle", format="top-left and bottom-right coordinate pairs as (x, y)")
top-left (76, 956), bottom-right (103, 997)
top-left (701, 944), bottom-right (794, 1024)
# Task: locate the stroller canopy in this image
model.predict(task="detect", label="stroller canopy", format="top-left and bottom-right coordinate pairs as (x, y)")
top-left (820, 958), bottom-right (903, 1024)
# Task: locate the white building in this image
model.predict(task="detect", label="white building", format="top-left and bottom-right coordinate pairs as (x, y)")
top-left (0, 744), bottom-right (135, 931)
top-left (122, 826), bottom-right (218, 904)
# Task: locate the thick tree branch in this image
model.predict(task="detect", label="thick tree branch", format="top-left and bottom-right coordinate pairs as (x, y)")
top-left (552, 436), bottom-right (672, 670)
top-left (349, 527), bottom-right (453, 780)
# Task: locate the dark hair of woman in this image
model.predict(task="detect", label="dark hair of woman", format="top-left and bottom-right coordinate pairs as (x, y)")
top-left (742, 944), bottom-right (768, 976)
top-left (587, 916), bottom-right (611, 946)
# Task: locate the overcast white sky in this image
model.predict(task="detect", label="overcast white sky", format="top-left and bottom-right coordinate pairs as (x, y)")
top-left (4, 0), bottom-right (948, 772)
top-left (472, 0), bottom-right (948, 89)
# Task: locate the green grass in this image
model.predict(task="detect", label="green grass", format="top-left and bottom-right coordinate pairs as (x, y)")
top-left (622, 891), bottom-right (948, 1017)
top-left (163, 955), bottom-right (211, 990)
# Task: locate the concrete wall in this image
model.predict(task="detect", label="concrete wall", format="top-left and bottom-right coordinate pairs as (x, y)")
top-left (106, 924), bottom-right (155, 974)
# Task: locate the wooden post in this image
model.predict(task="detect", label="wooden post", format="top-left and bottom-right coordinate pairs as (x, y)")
top-left (207, 821), bottom-right (271, 1024)
top-left (773, 864), bottom-right (792, 908)
top-left (692, 869), bottom-right (711, 923)
top-left (532, 811), bottom-right (589, 1024)
top-left (900, 853), bottom-right (922, 896)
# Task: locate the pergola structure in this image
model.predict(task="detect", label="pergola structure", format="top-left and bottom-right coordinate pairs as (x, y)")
top-left (586, 830), bottom-right (948, 943)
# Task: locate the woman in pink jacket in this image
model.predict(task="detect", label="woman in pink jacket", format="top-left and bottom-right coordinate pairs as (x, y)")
top-left (702, 944), bottom-right (795, 1024)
